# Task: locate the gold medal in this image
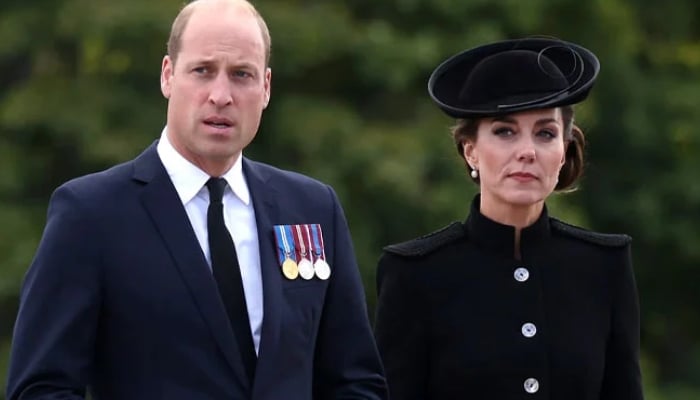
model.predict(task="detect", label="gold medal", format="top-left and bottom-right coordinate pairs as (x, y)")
top-left (314, 259), bottom-right (331, 280)
top-left (282, 257), bottom-right (299, 280)
top-left (298, 258), bottom-right (315, 280)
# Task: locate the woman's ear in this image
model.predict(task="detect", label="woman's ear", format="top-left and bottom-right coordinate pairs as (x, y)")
top-left (463, 141), bottom-right (478, 170)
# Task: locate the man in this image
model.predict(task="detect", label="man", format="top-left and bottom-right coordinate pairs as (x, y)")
top-left (5, 0), bottom-right (388, 398)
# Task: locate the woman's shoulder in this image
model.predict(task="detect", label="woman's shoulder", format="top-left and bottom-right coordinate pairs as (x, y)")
top-left (550, 218), bottom-right (632, 248)
top-left (382, 222), bottom-right (467, 258)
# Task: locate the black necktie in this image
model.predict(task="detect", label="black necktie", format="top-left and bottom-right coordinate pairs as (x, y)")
top-left (206, 177), bottom-right (257, 383)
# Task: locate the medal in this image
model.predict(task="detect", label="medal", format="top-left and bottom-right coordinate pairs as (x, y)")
top-left (298, 258), bottom-right (315, 280)
top-left (274, 225), bottom-right (298, 280)
top-left (310, 224), bottom-right (331, 280)
top-left (282, 256), bottom-right (299, 280)
top-left (294, 224), bottom-right (315, 280)
top-left (314, 259), bottom-right (331, 280)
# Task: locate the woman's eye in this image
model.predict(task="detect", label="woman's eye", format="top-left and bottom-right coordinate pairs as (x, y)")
top-left (494, 127), bottom-right (514, 136)
top-left (537, 130), bottom-right (557, 139)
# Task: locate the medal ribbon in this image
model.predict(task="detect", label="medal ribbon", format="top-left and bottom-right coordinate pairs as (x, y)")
top-left (283, 225), bottom-right (297, 261)
top-left (294, 224), bottom-right (309, 261)
top-left (274, 225), bottom-right (295, 265)
top-left (310, 224), bottom-right (326, 262)
top-left (302, 224), bottom-right (314, 262)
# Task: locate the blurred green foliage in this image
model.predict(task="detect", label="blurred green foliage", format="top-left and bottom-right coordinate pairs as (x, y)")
top-left (1, 0), bottom-right (699, 398)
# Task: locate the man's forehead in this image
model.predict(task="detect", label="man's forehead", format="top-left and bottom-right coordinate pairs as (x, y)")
top-left (179, 9), bottom-right (263, 51)
top-left (183, 4), bottom-right (261, 42)
top-left (186, 0), bottom-right (255, 23)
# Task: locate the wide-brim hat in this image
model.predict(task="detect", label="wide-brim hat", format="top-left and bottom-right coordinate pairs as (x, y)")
top-left (428, 37), bottom-right (600, 118)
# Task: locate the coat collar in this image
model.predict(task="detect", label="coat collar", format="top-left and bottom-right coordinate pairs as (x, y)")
top-left (134, 144), bottom-right (290, 392)
top-left (132, 142), bottom-right (251, 391)
top-left (464, 194), bottom-right (551, 260)
top-left (241, 158), bottom-right (283, 390)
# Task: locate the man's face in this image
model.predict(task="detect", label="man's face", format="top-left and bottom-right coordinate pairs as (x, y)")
top-left (160, 2), bottom-right (271, 175)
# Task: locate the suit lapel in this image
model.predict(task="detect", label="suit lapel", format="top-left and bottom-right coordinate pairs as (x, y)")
top-left (133, 143), bottom-right (250, 389)
top-left (243, 159), bottom-right (284, 384)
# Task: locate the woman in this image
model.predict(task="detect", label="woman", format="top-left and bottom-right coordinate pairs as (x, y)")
top-left (374, 37), bottom-right (643, 399)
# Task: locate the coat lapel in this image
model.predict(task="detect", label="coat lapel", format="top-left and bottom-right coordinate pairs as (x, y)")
top-left (243, 159), bottom-right (284, 386)
top-left (132, 143), bottom-right (250, 389)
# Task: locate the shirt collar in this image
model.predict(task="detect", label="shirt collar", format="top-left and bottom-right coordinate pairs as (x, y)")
top-left (156, 127), bottom-right (251, 205)
top-left (221, 150), bottom-right (250, 205)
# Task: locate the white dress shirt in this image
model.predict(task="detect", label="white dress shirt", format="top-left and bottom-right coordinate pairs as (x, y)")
top-left (157, 128), bottom-right (263, 354)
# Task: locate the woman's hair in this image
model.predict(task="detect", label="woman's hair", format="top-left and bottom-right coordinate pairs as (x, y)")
top-left (451, 105), bottom-right (585, 191)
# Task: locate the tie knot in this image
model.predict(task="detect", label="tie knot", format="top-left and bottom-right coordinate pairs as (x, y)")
top-left (206, 177), bottom-right (227, 203)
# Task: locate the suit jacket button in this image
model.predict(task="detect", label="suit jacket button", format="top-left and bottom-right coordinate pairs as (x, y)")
top-left (524, 377), bottom-right (540, 393)
top-left (521, 322), bottom-right (537, 338)
top-left (514, 267), bottom-right (530, 282)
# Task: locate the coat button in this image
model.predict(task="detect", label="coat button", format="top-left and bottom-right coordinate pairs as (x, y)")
top-left (524, 377), bottom-right (539, 393)
top-left (521, 322), bottom-right (537, 338)
top-left (514, 267), bottom-right (530, 282)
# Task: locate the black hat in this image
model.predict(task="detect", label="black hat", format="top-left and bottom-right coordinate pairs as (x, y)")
top-left (428, 37), bottom-right (600, 118)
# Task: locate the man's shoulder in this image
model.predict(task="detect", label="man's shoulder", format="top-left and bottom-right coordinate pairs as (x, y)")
top-left (58, 158), bottom-right (136, 200)
top-left (244, 158), bottom-right (330, 191)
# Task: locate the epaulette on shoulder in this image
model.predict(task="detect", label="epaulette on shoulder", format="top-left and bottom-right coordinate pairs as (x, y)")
top-left (551, 219), bottom-right (631, 247)
top-left (383, 222), bottom-right (466, 257)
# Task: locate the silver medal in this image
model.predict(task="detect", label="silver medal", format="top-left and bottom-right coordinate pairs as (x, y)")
top-left (298, 258), bottom-right (315, 280)
top-left (314, 259), bottom-right (331, 280)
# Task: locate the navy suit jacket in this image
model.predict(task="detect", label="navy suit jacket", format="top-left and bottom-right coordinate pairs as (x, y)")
top-left (7, 143), bottom-right (387, 400)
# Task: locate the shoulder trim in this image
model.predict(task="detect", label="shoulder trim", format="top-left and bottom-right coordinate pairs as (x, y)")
top-left (551, 219), bottom-right (631, 247)
top-left (383, 222), bottom-right (466, 257)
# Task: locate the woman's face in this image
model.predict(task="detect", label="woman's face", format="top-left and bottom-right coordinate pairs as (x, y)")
top-left (464, 107), bottom-right (566, 210)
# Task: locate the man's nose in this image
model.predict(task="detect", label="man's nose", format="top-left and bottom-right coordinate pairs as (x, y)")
top-left (208, 74), bottom-right (233, 106)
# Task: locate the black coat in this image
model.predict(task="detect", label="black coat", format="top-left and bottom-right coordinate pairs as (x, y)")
top-left (374, 198), bottom-right (643, 400)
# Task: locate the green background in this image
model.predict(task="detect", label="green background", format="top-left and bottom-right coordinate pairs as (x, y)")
top-left (1, 0), bottom-right (699, 398)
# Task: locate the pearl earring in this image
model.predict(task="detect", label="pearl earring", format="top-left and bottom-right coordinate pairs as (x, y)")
top-left (470, 169), bottom-right (479, 179)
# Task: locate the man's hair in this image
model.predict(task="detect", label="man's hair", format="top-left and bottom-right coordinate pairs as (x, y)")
top-left (166, 0), bottom-right (271, 66)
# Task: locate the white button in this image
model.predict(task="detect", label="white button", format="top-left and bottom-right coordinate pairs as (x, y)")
top-left (521, 322), bottom-right (537, 338)
top-left (524, 377), bottom-right (539, 394)
top-left (514, 267), bottom-right (530, 282)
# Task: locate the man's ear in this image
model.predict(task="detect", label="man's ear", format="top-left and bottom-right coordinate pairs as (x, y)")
top-left (263, 67), bottom-right (271, 109)
top-left (161, 55), bottom-right (173, 99)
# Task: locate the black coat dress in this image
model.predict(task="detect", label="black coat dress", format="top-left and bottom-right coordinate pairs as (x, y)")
top-left (374, 198), bottom-right (643, 400)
